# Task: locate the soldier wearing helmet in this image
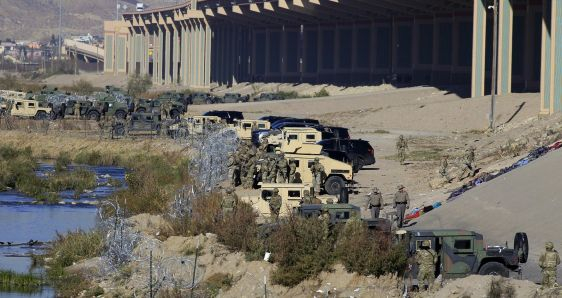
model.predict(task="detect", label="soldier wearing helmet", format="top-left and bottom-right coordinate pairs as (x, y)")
top-left (393, 185), bottom-right (410, 228)
top-left (458, 146), bottom-right (477, 181)
top-left (309, 157), bottom-right (325, 195)
top-left (269, 188), bottom-right (282, 219)
top-left (415, 240), bottom-right (437, 291)
top-left (366, 186), bottom-right (383, 219)
top-left (396, 135), bottom-right (408, 165)
top-left (222, 187), bottom-right (238, 215)
top-left (539, 241), bottom-right (560, 288)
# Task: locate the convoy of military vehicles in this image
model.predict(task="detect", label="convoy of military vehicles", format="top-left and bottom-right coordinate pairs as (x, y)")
top-left (0, 86), bottom-right (531, 284)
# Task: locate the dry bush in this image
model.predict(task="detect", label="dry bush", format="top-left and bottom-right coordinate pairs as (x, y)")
top-left (62, 79), bottom-right (101, 95)
top-left (488, 277), bottom-right (515, 298)
top-left (335, 219), bottom-right (408, 276)
top-left (269, 215), bottom-right (335, 286)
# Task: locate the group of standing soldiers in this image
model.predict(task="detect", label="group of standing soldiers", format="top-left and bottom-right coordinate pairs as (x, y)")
top-left (366, 184), bottom-right (410, 228)
top-left (227, 140), bottom-right (326, 195)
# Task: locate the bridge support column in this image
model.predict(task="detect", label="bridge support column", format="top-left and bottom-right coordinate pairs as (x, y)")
top-left (173, 23), bottom-right (180, 85)
top-left (541, 0), bottom-right (562, 113)
top-left (164, 25), bottom-right (172, 84)
top-left (498, 0), bottom-right (514, 95)
top-left (471, 0), bottom-right (487, 97)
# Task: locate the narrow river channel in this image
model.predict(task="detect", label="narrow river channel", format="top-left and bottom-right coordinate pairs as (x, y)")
top-left (0, 164), bottom-right (126, 297)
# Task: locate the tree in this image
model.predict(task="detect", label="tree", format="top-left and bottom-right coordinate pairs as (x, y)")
top-left (127, 74), bottom-right (152, 98)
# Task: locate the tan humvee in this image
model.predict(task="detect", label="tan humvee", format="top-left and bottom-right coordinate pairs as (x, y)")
top-left (279, 142), bottom-right (353, 195)
top-left (0, 90), bottom-right (27, 101)
top-left (241, 183), bottom-right (337, 217)
top-left (265, 127), bottom-right (322, 147)
top-left (9, 99), bottom-right (52, 119)
top-left (235, 119), bottom-right (270, 140)
top-left (168, 115), bottom-right (225, 136)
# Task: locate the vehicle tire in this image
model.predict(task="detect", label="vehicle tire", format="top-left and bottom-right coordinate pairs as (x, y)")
top-left (136, 108), bottom-right (146, 113)
top-left (205, 99), bottom-right (213, 105)
top-left (114, 124), bottom-right (125, 136)
top-left (115, 110), bottom-right (127, 120)
top-left (514, 232), bottom-right (529, 263)
top-left (35, 111), bottom-right (48, 120)
top-left (324, 176), bottom-right (345, 196)
top-left (170, 109), bottom-right (180, 120)
top-left (87, 111), bottom-right (100, 121)
top-left (478, 262), bottom-right (509, 277)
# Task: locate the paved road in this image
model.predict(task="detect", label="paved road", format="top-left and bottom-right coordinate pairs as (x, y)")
top-left (412, 148), bottom-right (562, 281)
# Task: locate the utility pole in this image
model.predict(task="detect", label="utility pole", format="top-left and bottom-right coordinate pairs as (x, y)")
top-left (116, 0), bottom-right (119, 21)
top-left (489, 0), bottom-right (499, 130)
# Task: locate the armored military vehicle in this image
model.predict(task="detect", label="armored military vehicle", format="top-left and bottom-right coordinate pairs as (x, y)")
top-left (113, 113), bottom-right (162, 136)
top-left (9, 99), bottom-right (52, 119)
top-left (404, 230), bottom-right (528, 279)
top-left (134, 98), bottom-right (186, 119)
top-left (298, 203), bottom-right (392, 232)
top-left (222, 93), bottom-right (250, 103)
top-left (235, 119), bottom-right (270, 140)
top-left (278, 142), bottom-right (354, 195)
top-left (241, 183), bottom-right (338, 217)
top-left (264, 127), bottom-right (323, 149)
top-left (167, 115), bottom-right (225, 138)
top-left (191, 92), bottom-right (221, 105)
top-left (255, 92), bottom-right (284, 101)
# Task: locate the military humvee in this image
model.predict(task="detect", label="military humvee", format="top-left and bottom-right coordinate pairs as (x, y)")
top-left (265, 127), bottom-right (323, 148)
top-left (299, 203), bottom-right (391, 232)
top-left (279, 142), bottom-right (354, 195)
top-left (0, 90), bottom-right (27, 101)
top-left (235, 119), bottom-right (271, 140)
top-left (191, 92), bottom-right (221, 105)
top-left (404, 230), bottom-right (528, 279)
top-left (222, 93), bottom-right (250, 103)
top-left (241, 183), bottom-right (338, 217)
top-left (255, 92), bottom-right (284, 101)
top-left (0, 98), bottom-right (8, 116)
top-left (113, 113), bottom-right (162, 136)
top-left (167, 115), bottom-right (225, 137)
top-left (9, 99), bottom-right (52, 119)
top-left (135, 98), bottom-right (186, 119)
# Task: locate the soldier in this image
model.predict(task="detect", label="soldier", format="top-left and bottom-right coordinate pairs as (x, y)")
top-left (269, 188), bottom-right (282, 220)
top-left (458, 146), bottom-right (477, 181)
top-left (267, 157), bottom-right (278, 183)
top-left (259, 139), bottom-right (269, 153)
top-left (276, 154), bottom-right (288, 183)
top-left (396, 135), bottom-right (408, 165)
top-left (288, 160), bottom-right (297, 183)
top-left (227, 152), bottom-right (240, 187)
top-left (393, 185), bottom-right (410, 228)
top-left (260, 156), bottom-right (271, 183)
top-left (439, 154), bottom-right (450, 182)
top-left (300, 189), bottom-right (313, 205)
top-left (310, 157), bottom-right (325, 195)
top-left (416, 240), bottom-right (437, 291)
top-left (222, 187), bottom-right (238, 215)
top-left (244, 154), bottom-right (257, 189)
top-left (74, 102), bottom-right (81, 119)
top-left (366, 187), bottom-right (383, 219)
top-left (539, 241), bottom-right (560, 289)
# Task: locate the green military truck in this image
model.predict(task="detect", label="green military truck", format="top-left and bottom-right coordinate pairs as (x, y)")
top-left (134, 98), bottom-right (186, 119)
top-left (404, 229), bottom-right (528, 280)
top-left (298, 203), bottom-right (392, 232)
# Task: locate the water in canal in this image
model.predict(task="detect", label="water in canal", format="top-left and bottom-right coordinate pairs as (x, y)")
top-left (0, 164), bottom-right (126, 297)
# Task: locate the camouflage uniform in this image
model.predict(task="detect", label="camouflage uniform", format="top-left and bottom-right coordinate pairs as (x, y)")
top-left (227, 153), bottom-right (240, 187)
top-left (366, 187), bottom-right (383, 219)
top-left (276, 155), bottom-right (288, 183)
top-left (393, 185), bottom-right (410, 228)
top-left (244, 155), bottom-right (257, 189)
top-left (259, 139), bottom-right (269, 153)
top-left (74, 102), bottom-right (81, 118)
top-left (269, 188), bottom-right (282, 219)
top-left (458, 147), bottom-right (476, 181)
top-left (222, 187), bottom-right (238, 215)
top-left (288, 161), bottom-right (297, 183)
top-left (267, 157), bottom-right (277, 183)
top-left (396, 135), bottom-right (408, 165)
top-left (310, 157), bottom-right (325, 195)
top-left (539, 242), bottom-right (560, 288)
top-left (301, 190), bottom-right (313, 205)
top-left (261, 157), bottom-right (271, 183)
top-left (416, 240), bottom-right (437, 291)
top-left (439, 155), bottom-right (450, 181)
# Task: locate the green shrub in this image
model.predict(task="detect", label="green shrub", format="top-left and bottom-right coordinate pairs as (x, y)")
top-left (62, 79), bottom-right (100, 95)
top-left (488, 277), bottom-right (515, 298)
top-left (47, 167), bottom-right (97, 197)
top-left (0, 270), bottom-right (42, 293)
top-left (55, 151), bottom-right (72, 172)
top-left (48, 230), bottom-right (104, 269)
top-left (335, 219), bottom-right (408, 276)
top-left (127, 73), bottom-right (152, 97)
top-left (277, 91), bottom-right (299, 100)
top-left (314, 87), bottom-right (330, 97)
top-left (270, 215), bottom-right (335, 286)
top-left (74, 150), bottom-right (122, 166)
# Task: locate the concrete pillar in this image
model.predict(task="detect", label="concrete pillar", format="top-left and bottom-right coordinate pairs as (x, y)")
top-left (153, 28), bottom-right (159, 83)
top-left (159, 26), bottom-right (165, 84)
top-left (540, 0), bottom-right (562, 113)
top-left (471, 0), bottom-right (487, 97)
top-left (180, 21), bottom-right (187, 86)
top-left (164, 25), bottom-right (171, 84)
top-left (173, 24), bottom-right (180, 84)
top-left (205, 21), bottom-right (212, 86)
top-left (498, 0), bottom-right (514, 95)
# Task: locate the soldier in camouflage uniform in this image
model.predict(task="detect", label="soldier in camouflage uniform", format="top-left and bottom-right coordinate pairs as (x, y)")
top-left (276, 153), bottom-right (288, 183)
top-left (310, 157), bottom-right (325, 195)
top-left (244, 154), bottom-right (257, 189)
top-left (260, 156), bottom-right (271, 183)
top-left (269, 188), bottom-right (282, 219)
top-left (539, 241), bottom-right (560, 288)
top-left (416, 240), bottom-right (437, 291)
top-left (288, 160), bottom-right (297, 183)
top-left (259, 139), bottom-right (269, 153)
top-left (396, 135), bottom-right (408, 165)
top-left (439, 154), bottom-right (450, 182)
top-left (227, 152), bottom-right (240, 187)
top-left (222, 187), bottom-right (238, 215)
top-left (458, 147), bottom-right (477, 181)
top-left (267, 157), bottom-right (278, 183)
top-left (300, 189), bottom-right (313, 205)
top-left (366, 187), bottom-right (383, 219)
top-left (74, 102), bottom-right (81, 119)
top-left (393, 185), bottom-right (410, 228)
